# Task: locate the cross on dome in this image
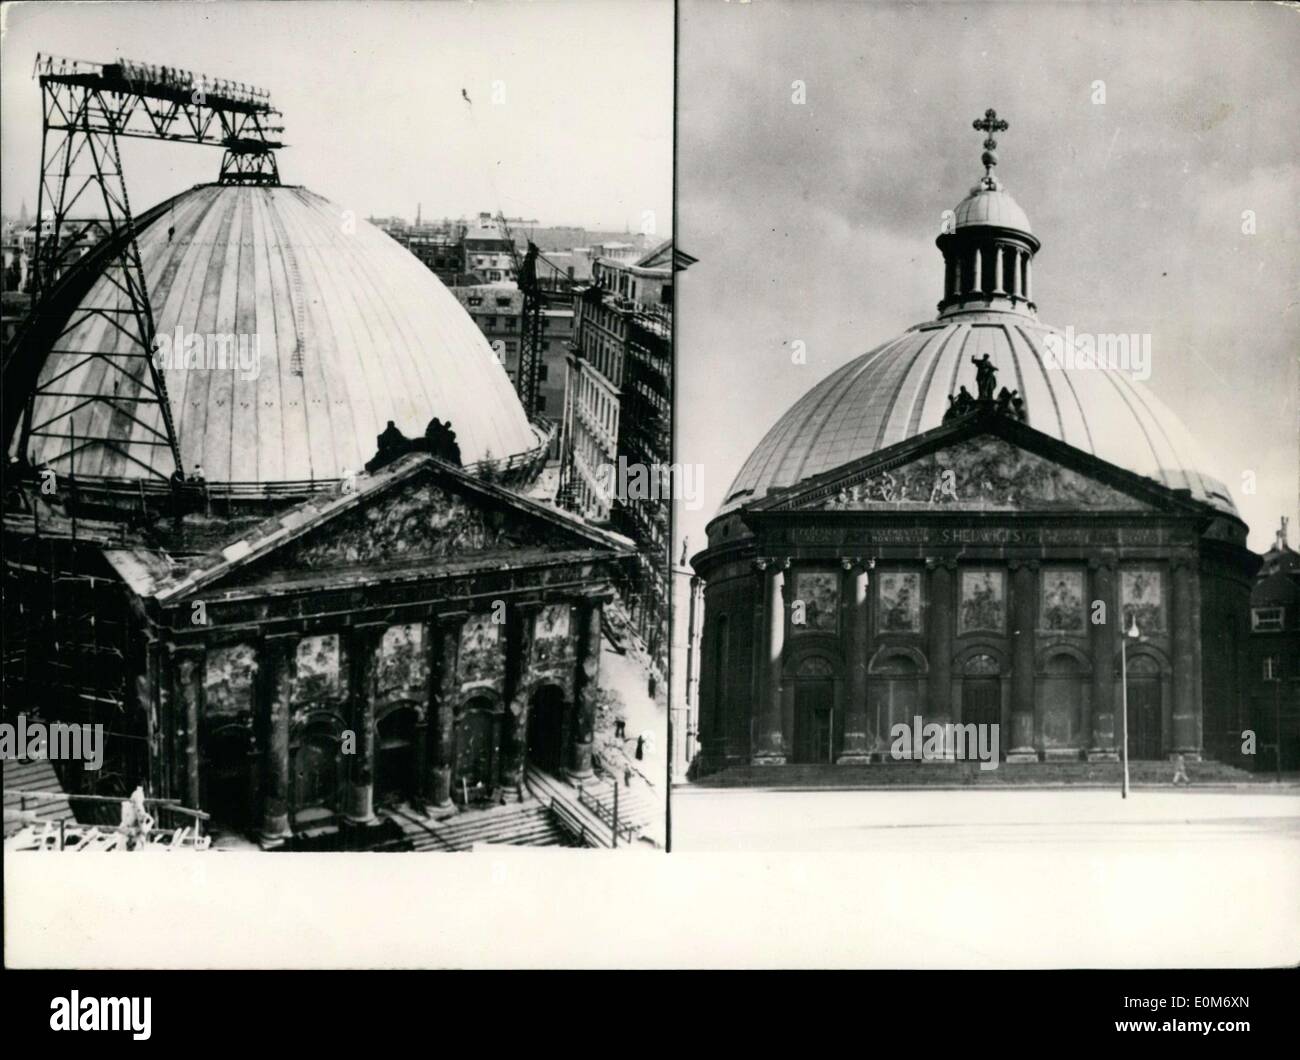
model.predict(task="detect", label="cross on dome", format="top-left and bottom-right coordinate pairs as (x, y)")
top-left (972, 108), bottom-right (1009, 189)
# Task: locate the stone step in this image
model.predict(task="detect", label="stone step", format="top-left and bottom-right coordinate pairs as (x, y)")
top-left (391, 799), bottom-right (578, 851)
top-left (693, 759), bottom-right (1260, 789)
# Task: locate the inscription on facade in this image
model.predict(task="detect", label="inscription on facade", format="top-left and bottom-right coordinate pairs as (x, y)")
top-left (787, 526), bottom-right (1174, 547)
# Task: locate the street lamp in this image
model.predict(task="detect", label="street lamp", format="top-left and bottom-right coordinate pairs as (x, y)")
top-left (1120, 614), bottom-right (1141, 799)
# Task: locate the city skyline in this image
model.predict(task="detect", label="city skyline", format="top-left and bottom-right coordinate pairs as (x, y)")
top-left (0, 1), bottom-right (673, 233)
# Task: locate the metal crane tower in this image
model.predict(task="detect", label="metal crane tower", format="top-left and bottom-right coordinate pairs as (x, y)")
top-left (13, 53), bottom-right (284, 481)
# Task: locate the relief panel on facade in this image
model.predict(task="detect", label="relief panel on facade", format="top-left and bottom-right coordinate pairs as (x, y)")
top-left (376, 622), bottom-right (428, 702)
top-left (293, 633), bottom-right (344, 706)
top-left (814, 436), bottom-right (1152, 512)
top-left (532, 604), bottom-right (573, 672)
top-left (283, 480), bottom-right (553, 570)
top-left (204, 643), bottom-right (258, 717)
top-left (459, 613), bottom-right (503, 691)
top-left (959, 570), bottom-right (1005, 635)
top-left (1121, 567), bottom-right (1165, 634)
top-left (792, 571), bottom-right (839, 634)
top-left (877, 571), bottom-right (922, 633)
top-left (1040, 569), bottom-right (1086, 632)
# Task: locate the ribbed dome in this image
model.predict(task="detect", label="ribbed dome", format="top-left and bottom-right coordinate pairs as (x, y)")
top-left (954, 186), bottom-right (1033, 235)
top-left (21, 184), bottom-right (541, 483)
top-left (721, 310), bottom-right (1237, 516)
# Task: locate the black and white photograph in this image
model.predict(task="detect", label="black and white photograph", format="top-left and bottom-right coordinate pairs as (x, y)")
top-left (672, 0), bottom-right (1299, 964)
top-left (1, 0), bottom-right (675, 899)
top-left (0, 0), bottom-right (1297, 1017)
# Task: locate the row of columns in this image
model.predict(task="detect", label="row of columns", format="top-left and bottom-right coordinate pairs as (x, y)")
top-left (749, 554), bottom-right (1201, 764)
top-left (944, 243), bottom-right (1032, 303)
top-left (163, 596), bottom-right (606, 846)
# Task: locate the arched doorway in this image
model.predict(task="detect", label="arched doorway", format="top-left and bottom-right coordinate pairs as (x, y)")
top-left (375, 706), bottom-right (420, 807)
top-left (1040, 651), bottom-right (1086, 752)
top-left (792, 656), bottom-right (838, 764)
top-left (1126, 655), bottom-right (1163, 759)
top-left (454, 695), bottom-right (500, 802)
top-left (961, 653), bottom-right (1001, 731)
top-left (204, 723), bottom-right (257, 831)
top-left (293, 718), bottom-right (343, 825)
top-left (527, 684), bottom-right (566, 774)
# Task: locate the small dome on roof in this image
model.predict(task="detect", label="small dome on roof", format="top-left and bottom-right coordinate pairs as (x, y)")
top-left (954, 185), bottom-right (1033, 235)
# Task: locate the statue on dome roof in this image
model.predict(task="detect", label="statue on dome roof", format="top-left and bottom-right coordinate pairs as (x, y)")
top-left (972, 353), bottom-right (997, 400)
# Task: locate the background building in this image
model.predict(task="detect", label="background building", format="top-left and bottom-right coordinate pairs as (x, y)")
top-left (562, 240), bottom-right (694, 674)
top-left (1248, 518), bottom-right (1300, 772)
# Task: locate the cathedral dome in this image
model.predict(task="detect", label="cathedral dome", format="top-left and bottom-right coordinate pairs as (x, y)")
top-left (718, 108), bottom-right (1236, 521)
top-left (17, 184), bottom-right (543, 484)
top-left (719, 313), bottom-right (1237, 516)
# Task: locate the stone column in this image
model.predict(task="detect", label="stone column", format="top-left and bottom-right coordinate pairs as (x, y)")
top-left (839, 559), bottom-right (873, 763)
top-left (569, 596), bottom-right (604, 779)
top-left (992, 243), bottom-right (1004, 294)
top-left (259, 635), bottom-right (294, 846)
top-left (972, 247), bottom-right (982, 296)
top-left (1086, 559), bottom-right (1118, 759)
top-left (1171, 557), bottom-right (1201, 759)
top-left (1023, 254), bottom-right (1032, 303)
top-left (171, 643), bottom-right (204, 813)
top-left (927, 560), bottom-right (954, 734)
top-left (753, 559), bottom-right (788, 764)
top-left (1008, 561), bottom-right (1038, 761)
top-left (503, 602), bottom-right (541, 797)
top-left (430, 613), bottom-right (465, 808)
top-left (344, 623), bottom-right (383, 826)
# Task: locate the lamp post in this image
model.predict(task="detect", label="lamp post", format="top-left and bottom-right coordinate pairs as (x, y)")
top-left (1120, 614), bottom-right (1140, 799)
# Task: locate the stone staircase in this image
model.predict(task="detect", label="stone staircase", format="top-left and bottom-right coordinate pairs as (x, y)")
top-left (525, 766), bottom-right (661, 848)
top-left (691, 759), bottom-right (1263, 789)
top-left (383, 799), bottom-right (580, 852)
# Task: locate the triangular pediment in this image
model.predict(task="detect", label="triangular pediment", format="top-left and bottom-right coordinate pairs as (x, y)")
top-left (155, 455), bottom-right (632, 602)
top-left (753, 412), bottom-right (1199, 516)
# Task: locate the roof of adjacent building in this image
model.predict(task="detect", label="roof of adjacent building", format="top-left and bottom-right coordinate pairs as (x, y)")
top-left (21, 184), bottom-right (541, 483)
top-left (720, 312), bottom-right (1238, 517)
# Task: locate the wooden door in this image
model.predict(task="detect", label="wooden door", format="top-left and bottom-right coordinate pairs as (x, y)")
top-left (1127, 678), bottom-right (1162, 759)
top-left (962, 677), bottom-right (1000, 730)
top-left (527, 686), bottom-right (566, 774)
top-left (455, 708), bottom-right (497, 799)
top-left (794, 679), bottom-right (835, 763)
top-left (376, 709), bottom-right (418, 806)
top-left (294, 729), bottom-right (341, 819)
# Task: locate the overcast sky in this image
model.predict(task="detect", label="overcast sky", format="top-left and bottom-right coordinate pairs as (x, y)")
top-left (675, 0), bottom-right (1299, 556)
top-left (0, 0), bottom-right (672, 230)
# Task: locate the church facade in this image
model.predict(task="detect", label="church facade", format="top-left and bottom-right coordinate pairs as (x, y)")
top-left (691, 110), bottom-right (1258, 772)
top-left (7, 453), bottom-right (633, 845)
top-left (694, 410), bottom-right (1255, 770)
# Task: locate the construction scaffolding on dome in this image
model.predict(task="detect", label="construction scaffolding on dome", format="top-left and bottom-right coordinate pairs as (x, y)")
top-left (9, 54), bottom-right (286, 491)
